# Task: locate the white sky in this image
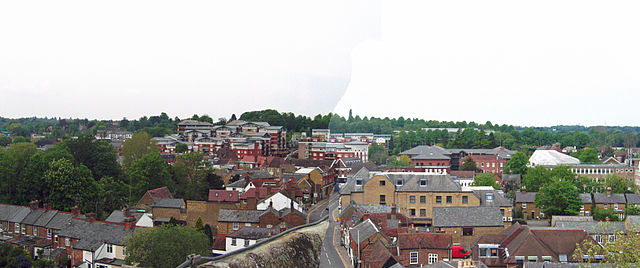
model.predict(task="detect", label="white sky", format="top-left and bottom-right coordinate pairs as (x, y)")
top-left (1, 0), bottom-right (639, 127)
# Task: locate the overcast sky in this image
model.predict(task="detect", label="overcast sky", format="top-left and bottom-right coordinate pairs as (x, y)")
top-left (1, 1), bottom-right (639, 127)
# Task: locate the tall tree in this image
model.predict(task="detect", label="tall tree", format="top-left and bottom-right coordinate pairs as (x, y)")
top-left (65, 134), bottom-right (120, 179)
top-left (504, 152), bottom-right (528, 175)
top-left (0, 142), bottom-right (38, 202)
top-left (460, 156), bottom-right (479, 171)
top-left (44, 158), bottom-right (99, 212)
top-left (125, 225), bottom-right (211, 268)
top-left (127, 153), bottom-right (172, 201)
top-left (535, 178), bottom-right (582, 216)
top-left (522, 166), bottom-right (552, 192)
top-left (368, 143), bottom-right (388, 165)
top-left (472, 173), bottom-right (501, 189)
top-left (121, 132), bottom-right (158, 169)
top-left (603, 174), bottom-right (638, 194)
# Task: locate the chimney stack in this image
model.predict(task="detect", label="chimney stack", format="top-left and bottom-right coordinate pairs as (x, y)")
top-left (391, 204), bottom-right (397, 214)
top-left (86, 212), bottom-right (96, 222)
top-left (124, 216), bottom-right (136, 230)
top-left (29, 200), bottom-right (39, 210)
top-left (123, 207), bottom-right (131, 218)
top-left (71, 205), bottom-right (80, 216)
top-left (607, 187), bottom-right (612, 196)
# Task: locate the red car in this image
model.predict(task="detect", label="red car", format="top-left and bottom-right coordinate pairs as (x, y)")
top-left (452, 245), bottom-right (470, 258)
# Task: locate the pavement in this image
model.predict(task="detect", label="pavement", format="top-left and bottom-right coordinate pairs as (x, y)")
top-left (309, 192), bottom-right (353, 268)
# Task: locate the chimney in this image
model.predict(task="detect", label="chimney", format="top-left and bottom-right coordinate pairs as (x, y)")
top-left (391, 204), bottom-right (397, 214)
top-left (86, 212), bottom-right (96, 222)
top-left (71, 205), bottom-right (80, 216)
top-left (607, 187), bottom-right (612, 196)
top-left (290, 198), bottom-right (294, 210)
top-left (124, 216), bottom-right (136, 230)
top-left (29, 200), bottom-right (38, 210)
top-left (500, 147), bottom-right (505, 152)
top-left (43, 203), bottom-right (51, 211)
top-left (521, 186), bottom-right (526, 193)
top-left (123, 207), bottom-right (131, 218)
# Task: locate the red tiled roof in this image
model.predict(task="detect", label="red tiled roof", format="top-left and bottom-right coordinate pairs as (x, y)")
top-left (208, 190), bottom-right (239, 203)
top-left (212, 233), bottom-right (227, 250)
top-left (240, 187), bottom-right (280, 200)
top-left (398, 232), bottom-right (451, 250)
top-left (361, 239), bottom-right (395, 268)
top-left (147, 187), bottom-right (173, 199)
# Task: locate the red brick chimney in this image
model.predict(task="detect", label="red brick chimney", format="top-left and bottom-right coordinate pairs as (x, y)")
top-left (86, 212), bottom-right (96, 222)
top-left (29, 200), bottom-right (39, 210)
top-left (71, 205), bottom-right (80, 216)
top-left (124, 216), bottom-right (136, 230)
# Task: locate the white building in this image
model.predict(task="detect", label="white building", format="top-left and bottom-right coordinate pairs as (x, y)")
top-left (224, 227), bottom-right (279, 253)
top-left (528, 150), bottom-right (580, 167)
top-left (344, 141), bottom-right (370, 162)
top-left (256, 192), bottom-right (302, 213)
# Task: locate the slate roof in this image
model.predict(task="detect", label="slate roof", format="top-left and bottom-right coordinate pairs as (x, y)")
top-left (554, 221), bottom-right (626, 235)
top-left (34, 210), bottom-right (59, 227)
top-left (227, 227), bottom-right (279, 240)
top-left (593, 193), bottom-right (626, 204)
top-left (151, 198), bottom-right (184, 209)
top-left (354, 204), bottom-right (393, 214)
top-left (349, 219), bottom-right (379, 244)
top-left (21, 209), bottom-right (45, 225)
top-left (7, 206), bottom-right (31, 223)
top-left (502, 174), bottom-right (521, 184)
top-left (515, 192), bottom-right (537, 203)
top-left (45, 212), bottom-right (73, 230)
top-left (398, 232), bottom-right (451, 249)
top-left (433, 207), bottom-right (504, 227)
top-left (57, 219), bottom-right (135, 250)
top-left (226, 178), bottom-right (247, 188)
top-left (473, 189), bottom-right (512, 207)
top-left (400, 145), bottom-right (451, 157)
top-left (217, 209), bottom-right (263, 223)
top-left (340, 173), bottom-right (462, 195)
top-left (105, 210), bottom-right (145, 224)
top-left (625, 193), bottom-right (640, 205)
top-left (580, 193), bottom-right (593, 204)
top-left (628, 215), bottom-right (640, 230)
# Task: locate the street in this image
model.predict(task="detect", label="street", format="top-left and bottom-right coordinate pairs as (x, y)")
top-left (308, 192), bottom-right (352, 268)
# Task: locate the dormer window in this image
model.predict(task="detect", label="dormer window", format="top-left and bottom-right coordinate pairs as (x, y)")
top-left (486, 193), bottom-right (494, 202)
top-left (396, 179), bottom-right (403, 186)
top-left (356, 179), bottom-right (363, 186)
top-left (420, 179), bottom-right (427, 187)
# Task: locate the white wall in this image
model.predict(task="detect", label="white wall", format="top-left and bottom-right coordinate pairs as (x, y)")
top-left (256, 192), bottom-right (302, 212)
top-left (136, 214), bottom-right (154, 227)
top-left (225, 237), bottom-right (256, 253)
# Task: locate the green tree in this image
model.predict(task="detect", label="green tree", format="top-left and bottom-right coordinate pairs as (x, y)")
top-left (173, 152), bottom-right (206, 200)
top-left (121, 132), bottom-right (158, 169)
top-left (0, 135), bottom-right (11, 146)
top-left (603, 174), bottom-right (638, 194)
top-left (127, 152), bottom-right (172, 201)
top-left (125, 225), bottom-right (211, 268)
top-left (44, 158), bottom-right (99, 212)
top-left (175, 143), bottom-right (189, 153)
top-left (574, 226), bottom-right (640, 265)
top-left (203, 224), bottom-right (214, 246)
top-left (571, 148), bottom-right (600, 164)
top-left (194, 216), bottom-right (204, 233)
top-left (368, 143), bottom-right (388, 165)
top-left (15, 143), bottom-right (74, 205)
top-left (65, 134), bottom-right (120, 179)
top-left (592, 206), bottom-right (620, 221)
top-left (522, 166), bottom-right (552, 192)
top-left (460, 156), bottom-right (479, 171)
top-left (0, 142), bottom-right (38, 202)
top-left (387, 155), bottom-right (412, 166)
top-left (12, 136), bottom-right (30, 143)
top-left (97, 176), bottom-right (130, 219)
top-left (626, 204), bottom-right (640, 216)
top-left (535, 178), bottom-right (582, 216)
top-left (504, 152), bottom-right (528, 175)
top-left (472, 173), bottom-right (501, 190)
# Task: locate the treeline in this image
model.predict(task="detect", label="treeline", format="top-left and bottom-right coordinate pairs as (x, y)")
top-left (0, 133), bottom-right (224, 219)
top-left (3, 109), bottom-right (640, 152)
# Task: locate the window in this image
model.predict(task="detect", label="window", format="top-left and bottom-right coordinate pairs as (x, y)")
top-left (14, 223), bottom-right (18, 233)
top-left (522, 203), bottom-right (527, 208)
top-left (604, 204), bottom-right (608, 209)
top-left (420, 196), bottom-right (426, 203)
top-left (233, 222), bottom-right (239, 230)
top-left (446, 196), bottom-right (452, 204)
top-left (107, 244), bottom-right (113, 253)
top-left (65, 238), bottom-right (70, 247)
top-left (21, 225), bottom-right (25, 234)
top-left (410, 196), bottom-right (416, 203)
top-left (486, 193), bottom-right (494, 202)
top-left (463, 227), bottom-right (473, 236)
top-left (244, 240), bottom-right (250, 247)
top-left (462, 196), bottom-right (468, 204)
top-left (379, 180), bottom-right (385, 186)
top-left (428, 253), bottom-right (438, 264)
top-left (542, 256), bottom-right (552, 262)
top-left (97, 265), bottom-right (108, 268)
top-left (500, 209), bottom-right (505, 216)
top-left (410, 252), bottom-right (419, 264)
top-left (595, 235), bottom-right (602, 243)
top-left (266, 224), bottom-right (273, 228)
top-left (33, 227), bottom-right (37, 236)
top-left (380, 195), bottom-right (386, 205)
top-left (420, 179), bottom-right (427, 186)
top-left (410, 209), bottom-right (416, 216)
top-left (396, 179), bottom-right (403, 186)
top-left (356, 179), bottom-right (363, 186)
top-left (614, 204), bottom-right (618, 210)
top-left (231, 238), bottom-right (237, 246)
top-left (528, 256), bottom-right (538, 262)
top-left (436, 196), bottom-right (442, 203)
top-left (245, 223), bottom-right (251, 226)
top-left (420, 209), bottom-right (426, 217)
top-left (47, 229), bottom-right (52, 238)
top-left (608, 235), bottom-right (615, 242)
top-left (515, 256), bottom-right (525, 263)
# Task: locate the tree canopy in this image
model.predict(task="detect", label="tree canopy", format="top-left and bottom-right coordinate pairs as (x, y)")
top-left (125, 225), bottom-right (211, 268)
top-left (535, 178), bottom-right (582, 217)
top-left (472, 173), bottom-right (501, 190)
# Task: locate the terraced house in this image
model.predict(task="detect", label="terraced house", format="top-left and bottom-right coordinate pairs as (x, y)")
top-left (340, 172), bottom-right (511, 227)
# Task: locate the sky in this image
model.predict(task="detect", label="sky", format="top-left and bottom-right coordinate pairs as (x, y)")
top-left (1, 0), bottom-right (639, 127)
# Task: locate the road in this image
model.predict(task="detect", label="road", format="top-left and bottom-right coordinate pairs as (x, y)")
top-left (308, 192), bottom-right (352, 268)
